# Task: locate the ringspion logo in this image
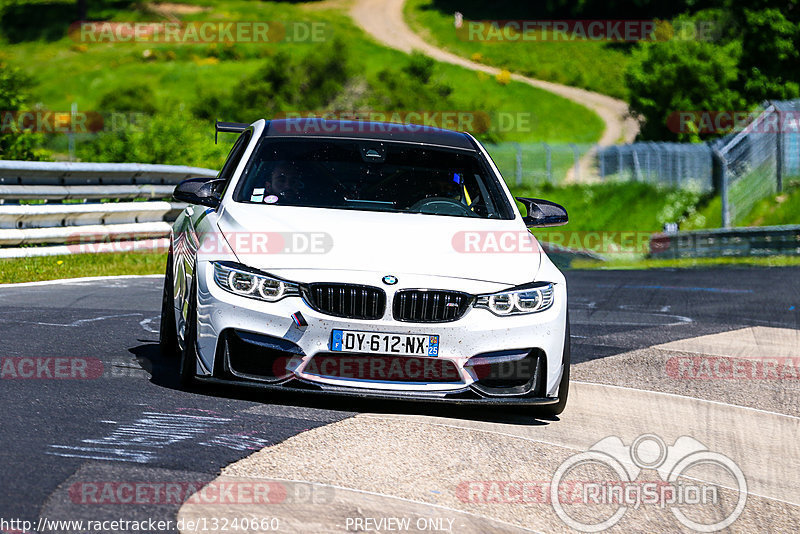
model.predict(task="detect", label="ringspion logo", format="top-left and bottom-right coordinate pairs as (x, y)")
top-left (551, 434), bottom-right (747, 532)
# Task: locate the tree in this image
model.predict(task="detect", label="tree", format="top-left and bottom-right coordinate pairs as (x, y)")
top-left (625, 37), bottom-right (745, 141)
top-left (733, 7), bottom-right (800, 102)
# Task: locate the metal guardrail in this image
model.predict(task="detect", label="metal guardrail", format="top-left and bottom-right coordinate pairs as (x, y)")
top-left (650, 225), bottom-right (800, 259)
top-left (0, 161), bottom-right (216, 185)
top-left (0, 161), bottom-right (217, 259)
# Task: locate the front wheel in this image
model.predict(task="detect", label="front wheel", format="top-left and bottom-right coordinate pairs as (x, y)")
top-left (179, 275), bottom-right (199, 387)
top-left (159, 248), bottom-right (180, 358)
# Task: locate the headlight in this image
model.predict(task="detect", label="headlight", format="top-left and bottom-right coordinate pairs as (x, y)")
top-left (212, 261), bottom-right (299, 302)
top-left (474, 282), bottom-right (555, 316)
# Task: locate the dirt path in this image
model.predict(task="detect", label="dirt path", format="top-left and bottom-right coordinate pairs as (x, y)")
top-left (349, 0), bottom-right (640, 181)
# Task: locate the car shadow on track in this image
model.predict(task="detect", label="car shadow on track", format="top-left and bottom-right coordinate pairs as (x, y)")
top-left (129, 342), bottom-right (555, 427)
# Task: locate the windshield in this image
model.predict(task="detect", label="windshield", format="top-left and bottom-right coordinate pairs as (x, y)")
top-left (234, 138), bottom-right (514, 219)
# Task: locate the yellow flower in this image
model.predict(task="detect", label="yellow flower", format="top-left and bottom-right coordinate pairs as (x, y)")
top-left (57, 260), bottom-right (63, 265)
top-left (653, 20), bottom-right (674, 42)
top-left (495, 69), bottom-right (511, 85)
top-left (194, 56), bottom-right (219, 66)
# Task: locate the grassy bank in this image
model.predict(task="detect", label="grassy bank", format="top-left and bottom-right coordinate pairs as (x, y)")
top-left (0, 251), bottom-right (166, 283)
top-left (572, 255), bottom-right (800, 270)
top-left (513, 181), bottom-right (700, 236)
top-left (2, 0), bottom-right (604, 170)
top-left (405, 0), bottom-right (631, 99)
top-left (683, 180), bottom-right (800, 230)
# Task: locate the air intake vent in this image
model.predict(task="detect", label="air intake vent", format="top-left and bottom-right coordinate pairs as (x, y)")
top-left (393, 290), bottom-right (473, 322)
top-left (303, 283), bottom-right (386, 320)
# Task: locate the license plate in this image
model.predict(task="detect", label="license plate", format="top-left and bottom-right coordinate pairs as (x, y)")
top-left (331, 330), bottom-right (440, 357)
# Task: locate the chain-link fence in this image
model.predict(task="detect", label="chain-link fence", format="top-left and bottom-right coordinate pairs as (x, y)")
top-left (590, 99), bottom-right (800, 228)
top-left (485, 142), bottom-right (596, 188)
top-left (778, 100), bottom-right (800, 178)
top-left (712, 100), bottom-right (800, 227)
top-left (596, 143), bottom-right (714, 192)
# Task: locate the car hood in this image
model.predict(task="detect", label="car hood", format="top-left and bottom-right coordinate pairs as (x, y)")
top-left (215, 203), bottom-right (541, 286)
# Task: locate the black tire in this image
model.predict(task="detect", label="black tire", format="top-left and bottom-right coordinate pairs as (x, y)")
top-left (178, 273), bottom-right (199, 387)
top-left (539, 317), bottom-right (571, 418)
top-left (159, 248), bottom-right (180, 358)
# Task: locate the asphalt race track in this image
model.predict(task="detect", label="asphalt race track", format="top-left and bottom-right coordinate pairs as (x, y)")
top-left (0, 268), bottom-right (798, 533)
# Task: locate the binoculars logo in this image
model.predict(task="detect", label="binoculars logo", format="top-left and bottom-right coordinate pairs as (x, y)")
top-left (551, 434), bottom-right (747, 532)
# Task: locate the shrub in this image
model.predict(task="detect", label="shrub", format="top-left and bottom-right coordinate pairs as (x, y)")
top-left (0, 64), bottom-right (49, 160)
top-left (97, 83), bottom-right (160, 115)
top-left (194, 38), bottom-right (352, 122)
top-left (76, 109), bottom-right (229, 169)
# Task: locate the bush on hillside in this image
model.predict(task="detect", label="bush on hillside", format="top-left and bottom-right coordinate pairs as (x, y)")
top-left (97, 83), bottom-right (160, 115)
top-left (76, 109), bottom-right (229, 169)
top-left (0, 64), bottom-right (49, 160)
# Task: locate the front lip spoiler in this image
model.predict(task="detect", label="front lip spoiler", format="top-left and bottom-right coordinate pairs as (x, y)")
top-left (194, 376), bottom-right (559, 406)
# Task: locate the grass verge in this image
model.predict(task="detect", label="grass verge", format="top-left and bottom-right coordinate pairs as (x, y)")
top-left (0, 251), bottom-right (166, 284)
top-left (512, 182), bottom-right (700, 237)
top-left (572, 255), bottom-right (800, 270)
top-left (683, 180), bottom-right (800, 230)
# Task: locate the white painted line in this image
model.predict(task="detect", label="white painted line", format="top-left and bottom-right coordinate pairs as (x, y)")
top-left (0, 313), bottom-right (144, 328)
top-left (571, 380), bottom-right (800, 421)
top-left (140, 316), bottom-right (160, 333)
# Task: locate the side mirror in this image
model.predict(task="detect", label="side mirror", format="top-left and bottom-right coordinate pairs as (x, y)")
top-left (516, 197), bottom-right (568, 227)
top-left (173, 177), bottom-right (226, 209)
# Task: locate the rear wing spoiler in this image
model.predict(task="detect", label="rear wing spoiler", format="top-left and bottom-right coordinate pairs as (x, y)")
top-left (215, 121), bottom-right (249, 143)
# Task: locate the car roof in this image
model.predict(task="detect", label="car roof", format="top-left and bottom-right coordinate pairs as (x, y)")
top-left (261, 119), bottom-right (477, 150)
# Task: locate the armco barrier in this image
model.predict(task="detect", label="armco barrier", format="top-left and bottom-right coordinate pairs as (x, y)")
top-left (0, 161), bottom-right (216, 186)
top-left (650, 225), bottom-right (800, 259)
top-left (0, 161), bottom-right (217, 259)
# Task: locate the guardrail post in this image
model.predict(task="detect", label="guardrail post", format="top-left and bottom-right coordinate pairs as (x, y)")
top-left (598, 146), bottom-right (605, 179)
top-left (776, 118), bottom-right (784, 193)
top-left (544, 143), bottom-right (552, 184)
top-left (571, 143), bottom-right (579, 182)
top-left (69, 102), bottom-right (77, 162)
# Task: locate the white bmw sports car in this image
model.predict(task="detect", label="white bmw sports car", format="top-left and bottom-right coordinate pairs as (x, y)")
top-left (160, 119), bottom-right (571, 416)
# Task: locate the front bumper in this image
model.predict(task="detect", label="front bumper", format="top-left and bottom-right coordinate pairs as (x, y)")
top-left (193, 261), bottom-right (568, 403)
top-left (195, 375), bottom-right (562, 406)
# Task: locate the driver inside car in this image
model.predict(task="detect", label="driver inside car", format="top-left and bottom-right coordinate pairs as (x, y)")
top-left (264, 161), bottom-right (304, 200)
